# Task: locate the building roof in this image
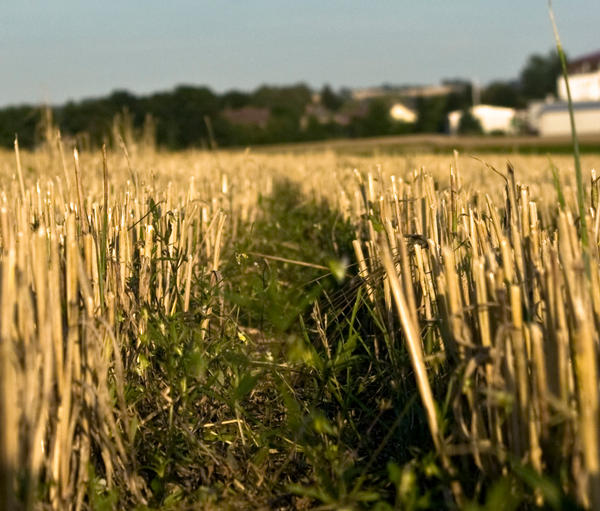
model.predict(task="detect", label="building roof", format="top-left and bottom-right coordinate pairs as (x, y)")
top-left (540, 101), bottom-right (600, 113)
top-left (340, 101), bottom-right (369, 119)
top-left (222, 106), bottom-right (270, 127)
top-left (568, 50), bottom-right (600, 74)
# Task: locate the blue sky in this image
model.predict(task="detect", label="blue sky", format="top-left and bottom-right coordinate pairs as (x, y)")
top-left (2, 1), bottom-right (598, 106)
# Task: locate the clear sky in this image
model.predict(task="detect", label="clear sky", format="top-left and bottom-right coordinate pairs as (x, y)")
top-left (2, 1), bottom-right (599, 107)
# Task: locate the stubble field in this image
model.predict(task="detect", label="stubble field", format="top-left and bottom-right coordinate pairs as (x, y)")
top-left (1, 142), bottom-right (600, 509)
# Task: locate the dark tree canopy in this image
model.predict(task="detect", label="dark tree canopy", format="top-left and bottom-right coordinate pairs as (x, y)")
top-left (252, 84), bottom-right (312, 117)
top-left (519, 50), bottom-right (562, 100)
top-left (415, 96), bottom-right (449, 133)
top-left (481, 81), bottom-right (525, 108)
top-left (320, 85), bottom-right (344, 111)
top-left (0, 106), bottom-right (40, 148)
top-left (220, 90), bottom-right (251, 110)
top-left (458, 109), bottom-right (483, 135)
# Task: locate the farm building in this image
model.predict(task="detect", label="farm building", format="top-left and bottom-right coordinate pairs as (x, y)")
top-left (557, 50), bottom-right (600, 102)
top-left (532, 50), bottom-right (600, 136)
top-left (558, 70), bottom-right (600, 102)
top-left (447, 104), bottom-right (517, 134)
top-left (537, 101), bottom-right (600, 136)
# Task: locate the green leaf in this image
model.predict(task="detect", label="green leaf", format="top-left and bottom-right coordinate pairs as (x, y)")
top-left (187, 349), bottom-right (208, 381)
top-left (234, 372), bottom-right (258, 402)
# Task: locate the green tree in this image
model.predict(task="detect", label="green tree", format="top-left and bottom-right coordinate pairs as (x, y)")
top-left (145, 86), bottom-right (219, 148)
top-left (442, 79), bottom-right (472, 112)
top-left (56, 98), bottom-right (114, 146)
top-left (355, 99), bottom-right (392, 137)
top-left (220, 90), bottom-right (250, 110)
top-left (106, 90), bottom-right (140, 114)
top-left (481, 81), bottom-right (525, 108)
top-left (0, 106), bottom-right (40, 148)
top-left (520, 50), bottom-right (562, 99)
top-left (415, 96), bottom-right (448, 133)
top-left (320, 85), bottom-right (343, 111)
top-left (251, 84), bottom-right (312, 118)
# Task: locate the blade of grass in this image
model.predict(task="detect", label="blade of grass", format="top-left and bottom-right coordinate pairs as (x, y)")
top-left (548, 1), bottom-right (587, 248)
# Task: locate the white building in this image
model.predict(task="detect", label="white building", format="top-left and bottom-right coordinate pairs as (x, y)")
top-left (558, 50), bottom-right (600, 102)
top-left (537, 50), bottom-right (600, 136)
top-left (557, 71), bottom-right (600, 102)
top-left (389, 103), bottom-right (417, 123)
top-left (447, 105), bottom-right (517, 134)
top-left (537, 102), bottom-right (600, 136)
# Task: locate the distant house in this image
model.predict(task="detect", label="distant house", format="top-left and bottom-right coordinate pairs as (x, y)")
top-left (389, 103), bottom-right (417, 123)
top-left (222, 107), bottom-right (270, 128)
top-left (568, 50), bottom-right (600, 74)
top-left (447, 105), bottom-right (517, 134)
top-left (300, 99), bottom-right (372, 129)
top-left (558, 52), bottom-right (600, 102)
top-left (558, 72), bottom-right (600, 102)
top-left (304, 103), bottom-right (333, 124)
top-left (536, 50), bottom-right (600, 135)
top-left (537, 101), bottom-right (600, 136)
top-left (338, 101), bottom-right (370, 122)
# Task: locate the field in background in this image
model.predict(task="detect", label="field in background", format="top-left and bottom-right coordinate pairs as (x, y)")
top-left (250, 133), bottom-right (600, 156)
top-left (2, 143), bottom-right (600, 509)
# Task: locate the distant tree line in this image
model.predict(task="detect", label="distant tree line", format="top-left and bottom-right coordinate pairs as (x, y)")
top-left (0, 50), bottom-right (562, 149)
